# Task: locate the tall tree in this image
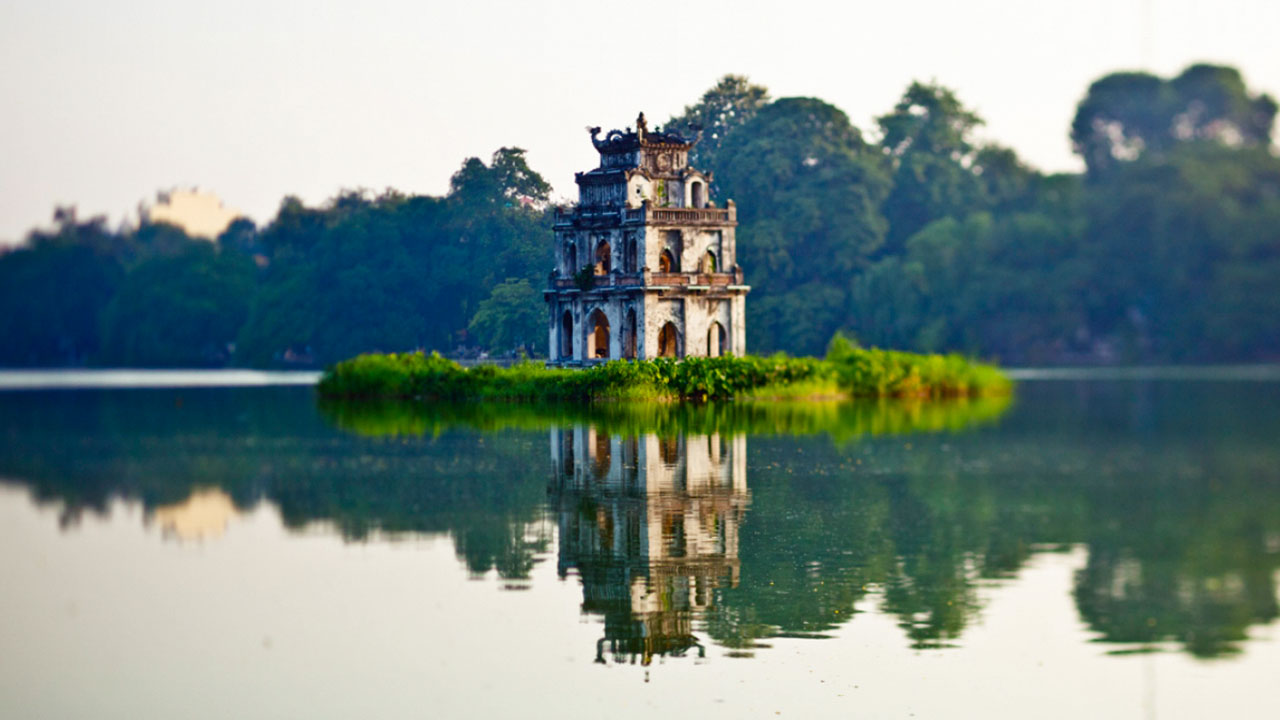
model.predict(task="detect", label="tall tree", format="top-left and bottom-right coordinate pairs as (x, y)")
top-left (0, 210), bottom-right (125, 366)
top-left (717, 97), bottom-right (891, 354)
top-left (665, 75), bottom-right (770, 176)
top-left (1071, 64), bottom-right (1277, 179)
top-left (877, 81), bottom-right (986, 251)
top-left (234, 149), bottom-right (553, 366)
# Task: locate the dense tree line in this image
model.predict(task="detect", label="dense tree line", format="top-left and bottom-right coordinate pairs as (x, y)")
top-left (1, 64), bottom-right (1276, 366)
top-left (668, 65), bottom-right (1279, 362)
top-left (0, 149), bottom-right (551, 367)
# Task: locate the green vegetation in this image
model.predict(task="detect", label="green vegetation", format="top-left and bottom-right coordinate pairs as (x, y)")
top-left (2, 64), bottom-right (1277, 366)
top-left (317, 341), bottom-right (1009, 403)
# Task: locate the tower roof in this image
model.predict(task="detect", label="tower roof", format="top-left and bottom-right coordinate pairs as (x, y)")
top-left (589, 112), bottom-right (697, 153)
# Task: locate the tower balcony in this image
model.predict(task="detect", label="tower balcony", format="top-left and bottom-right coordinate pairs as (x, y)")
top-left (554, 201), bottom-right (736, 229)
top-left (550, 271), bottom-right (745, 291)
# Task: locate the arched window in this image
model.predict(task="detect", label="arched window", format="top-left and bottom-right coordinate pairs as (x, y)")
top-left (561, 311), bottom-right (573, 358)
top-left (658, 322), bottom-right (680, 358)
top-left (690, 181), bottom-right (705, 209)
top-left (707, 321), bottom-right (726, 357)
top-left (587, 309), bottom-right (610, 359)
top-left (595, 240), bottom-right (611, 275)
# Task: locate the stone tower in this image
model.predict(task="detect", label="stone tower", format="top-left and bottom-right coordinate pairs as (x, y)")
top-left (545, 113), bottom-right (749, 365)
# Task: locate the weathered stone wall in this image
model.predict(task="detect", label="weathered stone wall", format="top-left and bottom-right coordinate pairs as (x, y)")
top-left (680, 297), bottom-right (732, 357)
top-left (730, 293), bottom-right (747, 355)
top-left (643, 296), bottom-right (684, 358)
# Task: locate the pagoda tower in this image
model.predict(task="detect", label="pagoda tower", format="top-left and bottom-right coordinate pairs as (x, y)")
top-left (545, 113), bottom-right (749, 364)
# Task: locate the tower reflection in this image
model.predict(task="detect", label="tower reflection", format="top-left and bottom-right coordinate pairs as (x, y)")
top-left (549, 427), bottom-right (750, 665)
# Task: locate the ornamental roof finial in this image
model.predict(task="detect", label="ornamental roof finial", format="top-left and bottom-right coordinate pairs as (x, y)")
top-left (636, 112), bottom-right (648, 140)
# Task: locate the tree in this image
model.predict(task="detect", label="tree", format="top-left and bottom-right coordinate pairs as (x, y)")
top-left (665, 75), bottom-right (770, 176)
top-left (716, 97), bottom-right (891, 354)
top-left (877, 81), bottom-right (987, 251)
top-left (99, 241), bottom-right (255, 366)
top-left (235, 150), bottom-right (553, 366)
top-left (1071, 64), bottom-right (1277, 179)
top-left (467, 278), bottom-right (544, 354)
top-left (0, 210), bottom-right (125, 366)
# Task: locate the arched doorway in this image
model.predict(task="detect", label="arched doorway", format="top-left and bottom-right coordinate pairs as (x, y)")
top-left (561, 311), bottom-right (573, 359)
top-left (587, 309), bottom-right (610, 359)
top-left (595, 240), bottom-right (611, 275)
top-left (707, 321), bottom-right (726, 357)
top-left (658, 249), bottom-right (675, 273)
top-left (658, 322), bottom-right (680, 358)
top-left (566, 244), bottom-right (577, 274)
top-left (701, 251), bottom-right (717, 273)
top-left (624, 308), bottom-right (637, 359)
top-left (690, 181), bottom-right (704, 208)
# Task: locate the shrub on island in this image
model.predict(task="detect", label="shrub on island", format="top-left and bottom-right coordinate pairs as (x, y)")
top-left (317, 334), bottom-right (1009, 402)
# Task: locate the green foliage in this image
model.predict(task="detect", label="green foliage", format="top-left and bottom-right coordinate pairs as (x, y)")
top-left (716, 97), bottom-right (892, 355)
top-left (0, 212), bottom-right (124, 365)
top-left (235, 148), bottom-right (553, 366)
top-left (98, 242), bottom-right (255, 366)
top-left (877, 81), bottom-right (987, 251)
top-left (664, 74), bottom-right (770, 176)
top-left (1071, 64), bottom-right (1276, 179)
top-left (317, 345), bottom-right (1009, 403)
top-left (2, 64), bottom-right (1278, 368)
top-left (467, 278), bottom-right (543, 354)
top-left (572, 266), bottom-right (594, 291)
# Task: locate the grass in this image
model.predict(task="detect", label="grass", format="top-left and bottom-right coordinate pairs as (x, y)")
top-left (317, 339), bottom-right (1011, 403)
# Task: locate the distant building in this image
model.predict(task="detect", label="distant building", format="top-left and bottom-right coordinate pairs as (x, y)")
top-left (545, 113), bottom-right (749, 364)
top-left (142, 189), bottom-right (241, 239)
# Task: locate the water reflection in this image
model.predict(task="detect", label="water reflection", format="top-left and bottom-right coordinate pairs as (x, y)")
top-left (550, 427), bottom-right (749, 664)
top-left (0, 384), bottom-right (1278, 661)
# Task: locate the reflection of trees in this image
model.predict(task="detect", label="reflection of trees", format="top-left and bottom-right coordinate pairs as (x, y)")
top-left (318, 394), bottom-right (1012, 441)
top-left (0, 388), bottom-right (550, 580)
top-left (1073, 472), bottom-right (1280, 658)
top-left (2, 382), bottom-right (1278, 659)
top-left (702, 382), bottom-right (1280, 658)
top-left (549, 426), bottom-right (749, 664)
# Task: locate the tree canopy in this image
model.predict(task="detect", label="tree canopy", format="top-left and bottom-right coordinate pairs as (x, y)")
top-left (1, 64), bottom-right (1277, 367)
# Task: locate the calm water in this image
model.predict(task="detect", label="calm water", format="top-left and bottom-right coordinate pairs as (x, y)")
top-left (1, 376), bottom-right (1278, 718)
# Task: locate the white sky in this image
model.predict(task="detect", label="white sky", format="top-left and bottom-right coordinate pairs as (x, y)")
top-left (1, 0), bottom-right (1278, 245)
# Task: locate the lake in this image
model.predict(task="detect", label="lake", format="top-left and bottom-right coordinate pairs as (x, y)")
top-left (1, 373), bottom-right (1278, 718)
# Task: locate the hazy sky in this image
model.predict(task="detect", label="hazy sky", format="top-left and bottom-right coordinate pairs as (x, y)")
top-left (2, 0), bottom-right (1278, 244)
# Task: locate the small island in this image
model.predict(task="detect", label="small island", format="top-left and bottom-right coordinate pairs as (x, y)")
top-left (316, 335), bottom-right (1009, 403)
